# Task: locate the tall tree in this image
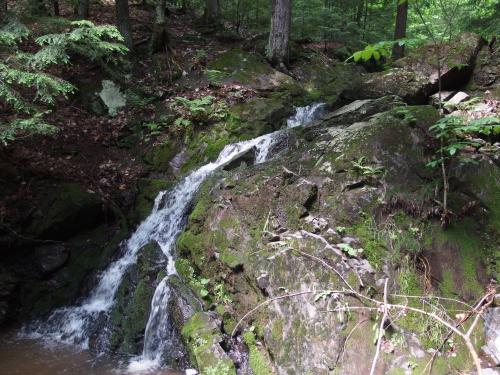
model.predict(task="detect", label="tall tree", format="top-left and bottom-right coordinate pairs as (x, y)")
top-left (392, 0), bottom-right (408, 59)
top-left (267, 0), bottom-right (291, 67)
top-left (203, 0), bottom-right (220, 25)
top-left (28, 0), bottom-right (48, 16)
top-left (115, 0), bottom-right (134, 50)
top-left (76, 0), bottom-right (90, 19)
top-left (151, 0), bottom-right (171, 54)
top-left (0, 0), bottom-right (7, 23)
top-left (52, 0), bottom-right (60, 16)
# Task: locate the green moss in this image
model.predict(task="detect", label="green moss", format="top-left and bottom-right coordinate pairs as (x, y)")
top-left (130, 178), bottom-right (172, 224)
top-left (243, 332), bottom-right (274, 375)
top-left (350, 217), bottom-right (386, 269)
top-left (182, 312), bottom-right (236, 375)
top-left (207, 49), bottom-right (271, 84)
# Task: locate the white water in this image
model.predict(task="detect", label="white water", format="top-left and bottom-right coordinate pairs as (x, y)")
top-left (286, 102), bottom-right (326, 128)
top-left (23, 103), bottom-right (325, 372)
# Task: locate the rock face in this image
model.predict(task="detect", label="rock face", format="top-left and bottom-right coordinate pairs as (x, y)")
top-left (107, 241), bottom-right (166, 355)
top-left (350, 33), bottom-right (484, 104)
top-left (174, 98), bottom-right (499, 374)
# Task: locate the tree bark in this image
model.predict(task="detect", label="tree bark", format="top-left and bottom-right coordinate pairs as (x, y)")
top-left (0, 0), bottom-right (7, 24)
top-left (115, 0), bottom-right (134, 50)
top-left (392, 0), bottom-right (408, 59)
top-left (52, 1), bottom-right (60, 16)
top-left (203, 0), bottom-right (219, 24)
top-left (76, 0), bottom-right (90, 19)
top-left (267, 0), bottom-right (291, 67)
top-left (28, 0), bottom-right (48, 16)
top-left (150, 0), bottom-right (171, 54)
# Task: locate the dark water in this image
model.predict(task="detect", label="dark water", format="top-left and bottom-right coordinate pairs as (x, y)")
top-left (0, 331), bottom-right (182, 375)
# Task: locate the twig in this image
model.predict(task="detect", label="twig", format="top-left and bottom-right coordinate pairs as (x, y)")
top-left (369, 278), bottom-right (388, 375)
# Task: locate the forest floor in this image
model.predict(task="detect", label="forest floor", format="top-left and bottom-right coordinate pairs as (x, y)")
top-left (0, 1), bottom-right (261, 228)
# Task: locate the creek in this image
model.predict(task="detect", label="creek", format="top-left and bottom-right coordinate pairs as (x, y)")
top-left (3, 103), bottom-right (325, 375)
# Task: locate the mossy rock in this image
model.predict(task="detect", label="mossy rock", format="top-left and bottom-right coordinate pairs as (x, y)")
top-left (26, 183), bottom-right (104, 240)
top-left (143, 139), bottom-right (181, 173)
top-left (207, 48), bottom-right (296, 91)
top-left (108, 241), bottom-right (165, 355)
top-left (129, 178), bottom-right (173, 224)
top-left (181, 312), bottom-right (236, 375)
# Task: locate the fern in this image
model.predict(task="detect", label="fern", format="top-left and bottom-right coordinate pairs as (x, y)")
top-left (0, 19), bottom-right (128, 143)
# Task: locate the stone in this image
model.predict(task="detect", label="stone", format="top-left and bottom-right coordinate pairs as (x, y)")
top-left (35, 244), bottom-right (69, 274)
top-left (222, 147), bottom-right (256, 171)
top-left (350, 33), bottom-right (484, 103)
top-left (447, 91), bottom-right (470, 106)
top-left (483, 307), bottom-right (500, 365)
top-left (430, 91), bottom-right (456, 105)
top-left (98, 80), bottom-right (126, 116)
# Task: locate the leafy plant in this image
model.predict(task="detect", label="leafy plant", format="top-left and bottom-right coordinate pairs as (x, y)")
top-left (0, 19), bottom-right (128, 144)
top-left (338, 243), bottom-right (364, 257)
top-left (351, 157), bottom-right (385, 177)
top-left (214, 283), bottom-right (232, 304)
top-left (173, 95), bottom-right (229, 125)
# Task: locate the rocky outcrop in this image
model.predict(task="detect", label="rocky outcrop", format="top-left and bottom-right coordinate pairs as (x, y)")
top-left (174, 98), bottom-right (498, 374)
top-left (349, 33), bottom-right (485, 104)
top-left (107, 241), bottom-right (165, 355)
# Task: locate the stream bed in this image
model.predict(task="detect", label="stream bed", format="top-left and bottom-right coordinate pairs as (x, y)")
top-left (0, 330), bottom-right (182, 375)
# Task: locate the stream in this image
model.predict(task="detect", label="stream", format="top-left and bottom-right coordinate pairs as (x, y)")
top-left (1, 104), bottom-right (325, 375)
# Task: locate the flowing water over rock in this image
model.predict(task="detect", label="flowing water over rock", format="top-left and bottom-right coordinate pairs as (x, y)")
top-left (19, 103), bottom-right (325, 373)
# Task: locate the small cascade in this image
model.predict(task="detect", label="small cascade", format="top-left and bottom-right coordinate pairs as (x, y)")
top-left (286, 102), bottom-right (326, 128)
top-left (23, 104), bottom-right (325, 372)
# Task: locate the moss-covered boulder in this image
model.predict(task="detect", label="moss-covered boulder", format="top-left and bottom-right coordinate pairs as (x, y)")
top-left (108, 241), bottom-right (165, 355)
top-left (182, 312), bottom-right (236, 375)
top-left (350, 33), bottom-right (485, 104)
top-left (174, 101), bottom-right (498, 374)
top-left (291, 55), bottom-right (365, 106)
top-left (206, 49), bottom-right (297, 92)
top-left (26, 183), bottom-right (104, 240)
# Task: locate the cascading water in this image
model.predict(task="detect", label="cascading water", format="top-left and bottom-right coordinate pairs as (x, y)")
top-left (286, 102), bottom-right (326, 128)
top-left (23, 103), bottom-right (325, 372)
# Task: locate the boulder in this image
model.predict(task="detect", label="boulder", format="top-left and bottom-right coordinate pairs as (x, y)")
top-left (483, 307), bottom-right (500, 365)
top-left (35, 244), bottom-right (69, 274)
top-left (26, 183), bottom-right (104, 240)
top-left (350, 33), bottom-right (484, 104)
top-left (106, 241), bottom-right (166, 355)
top-left (206, 49), bottom-right (296, 92)
top-left (469, 42), bottom-right (500, 99)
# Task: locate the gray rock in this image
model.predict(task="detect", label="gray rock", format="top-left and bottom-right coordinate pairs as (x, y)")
top-left (35, 244), bottom-right (69, 274)
top-left (447, 91), bottom-right (470, 106)
top-left (483, 307), bottom-right (500, 365)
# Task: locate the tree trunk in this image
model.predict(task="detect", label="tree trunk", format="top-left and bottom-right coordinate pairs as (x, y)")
top-left (203, 0), bottom-right (218, 24)
top-left (267, 0), bottom-right (291, 67)
top-left (150, 0), bottom-right (171, 54)
top-left (392, 0), bottom-right (408, 59)
top-left (28, 0), bottom-right (48, 16)
top-left (53, 1), bottom-right (60, 16)
top-left (115, 0), bottom-right (134, 50)
top-left (76, 0), bottom-right (90, 19)
top-left (0, 0), bottom-right (7, 24)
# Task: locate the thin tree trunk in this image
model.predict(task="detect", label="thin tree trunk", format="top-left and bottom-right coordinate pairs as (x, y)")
top-left (53, 1), bottom-right (60, 16)
top-left (0, 0), bottom-right (7, 24)
top-left (151, 0), bottom-right (170, 54)
top-left (267, 0), bottom-right (291, 68)
top-left (76, 0), bottom-right (89, 19)
top-left (202, 0), bottom-right (219, 26)
top-left (392, 0), bottom-right (408, 59)
top-left (28, 0), bottom-right (48, 16)
top-left (115, 0), bottom-right (134, 50)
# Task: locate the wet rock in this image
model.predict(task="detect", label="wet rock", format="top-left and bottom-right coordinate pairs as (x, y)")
top-left (35, 244), bottom-right (69, 274)
top-left (222, 147), bottom-right (256, 171)
top-left (483, 307), bottom-right (500, 365)
top-left (106, 241), bottom-right (166, 355)
top-left (181, 312), bottom-right (236, 375)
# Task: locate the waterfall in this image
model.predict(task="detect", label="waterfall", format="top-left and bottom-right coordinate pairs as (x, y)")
top-left (23, 103), bottom-right (325, 371)
top-left (286, 102), bottom-right (326, 128)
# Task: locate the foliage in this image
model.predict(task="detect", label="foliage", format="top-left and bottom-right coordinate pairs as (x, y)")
top-left (173, 95), bottom-right (229, 127)
top-left (338, 243), bottom-right (364, 257)
top-left (0, 19), bottom-right (128, 144)
top-left (426, 115), bottom-right (500, 168)
top-left (351, 157), bottom-right (385, 177)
